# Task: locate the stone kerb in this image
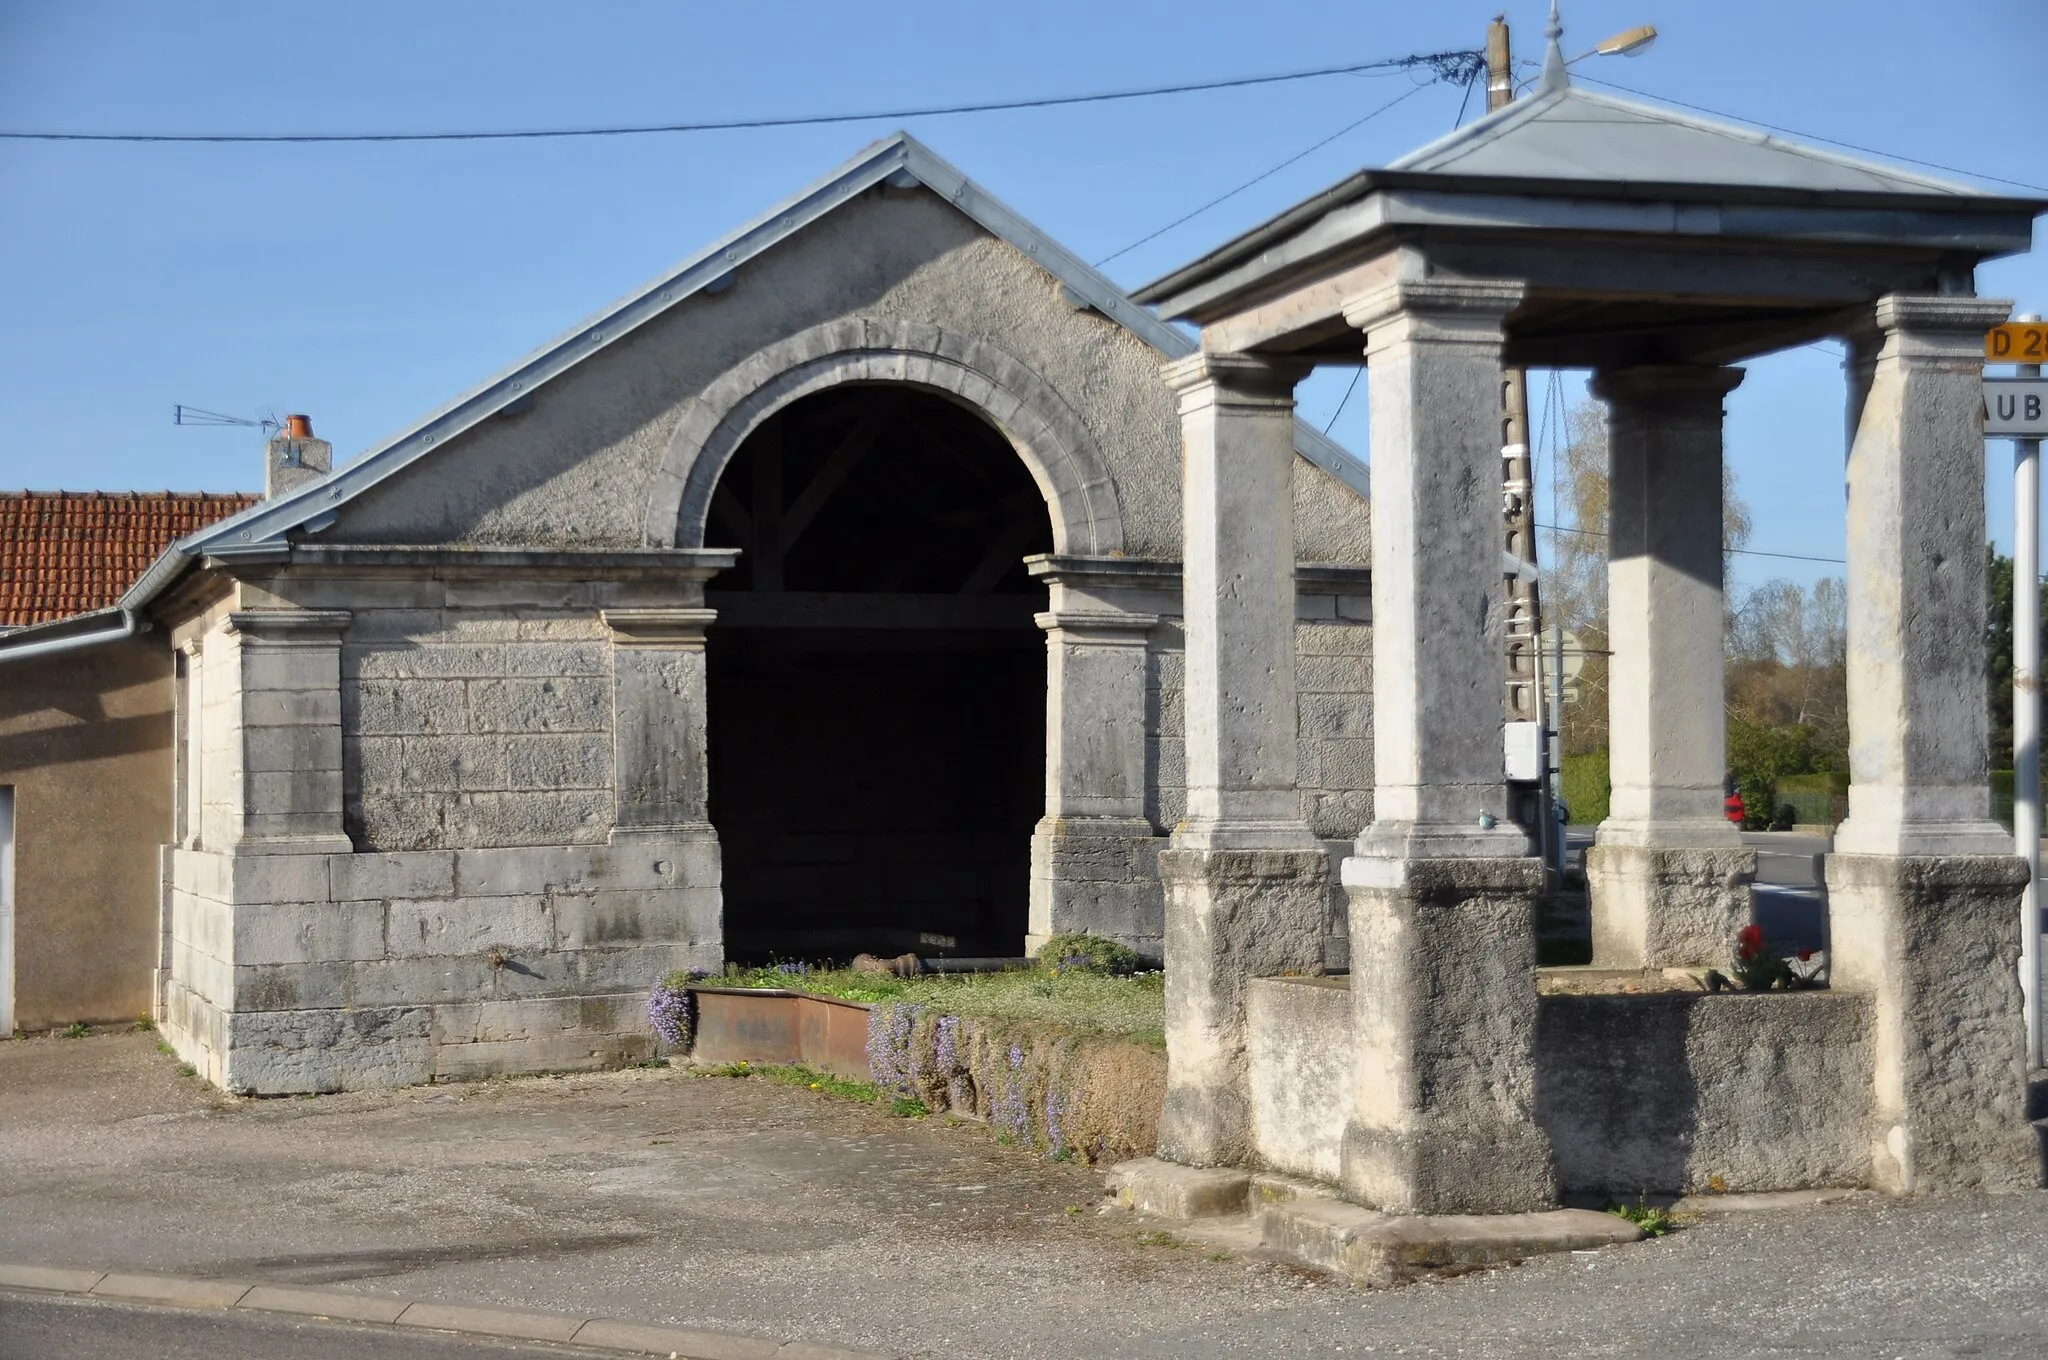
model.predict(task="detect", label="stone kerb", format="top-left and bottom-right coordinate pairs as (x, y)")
top-left (648, 316), bottom-right (1126, 558)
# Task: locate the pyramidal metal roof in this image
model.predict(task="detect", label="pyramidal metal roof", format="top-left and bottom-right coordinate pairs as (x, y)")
top-left (154, 131), bottom-right (1367, 589)
top-left (1385, 81), bottom-right (1985, 197)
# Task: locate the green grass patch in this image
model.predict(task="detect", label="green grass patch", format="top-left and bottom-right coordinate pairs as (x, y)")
top-left (693, 1058), bottom-right (929, 1116)
top-left (705, 965), bottom-right (1166, 1047)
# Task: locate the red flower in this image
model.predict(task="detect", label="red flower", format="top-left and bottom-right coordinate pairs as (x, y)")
top-left (1797, 948), bottom-right (1814, 963)
top-left (1737, 925), bottom-right (1765, 962)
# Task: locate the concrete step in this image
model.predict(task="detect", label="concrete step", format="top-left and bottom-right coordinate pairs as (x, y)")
top-left (1260, 1197), bottom-right (1641, 1288)
top-left (1104, 1159), bottom-right (1643, 1286)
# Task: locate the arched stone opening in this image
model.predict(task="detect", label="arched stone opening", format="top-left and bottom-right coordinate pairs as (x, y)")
top-left (705, 384), bottom-right (1054, 963)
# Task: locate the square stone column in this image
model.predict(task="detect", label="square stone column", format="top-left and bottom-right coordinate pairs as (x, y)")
top-left (1587, 364), bottom-right (1755, 967)
top-left (224, 609), bottom-right (353, 856)
top-left (602, 608), bottom-right (723, 897)
top-left (1825, 293), bottom-right (2038, 1193)
top-left (1155, 352), bottom-right (1327, 1167)
top-left (1028, 606), bottom-right (1162, 958)
top-left (1337, 278), bottom-right (1554, 1213)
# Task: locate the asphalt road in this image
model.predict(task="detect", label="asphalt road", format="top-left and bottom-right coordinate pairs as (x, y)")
top-left (0, 1292), bottom-right (593, 1360)
top-left (3, 1033), bottom-right (2045, 1360)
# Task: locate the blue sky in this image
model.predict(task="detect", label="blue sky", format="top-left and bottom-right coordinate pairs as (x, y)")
top-left (2, 0), bottom-right (2043, 598)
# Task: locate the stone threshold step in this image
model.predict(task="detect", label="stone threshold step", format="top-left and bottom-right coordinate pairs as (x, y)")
top-left (1105, 1158), bottom-right (1642, 1287)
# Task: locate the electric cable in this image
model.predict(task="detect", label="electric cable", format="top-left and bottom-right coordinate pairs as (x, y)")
top-left (1094, 80), bottom-right (1437, 269)
top-left (0, 51), bottom-right (1484, 144)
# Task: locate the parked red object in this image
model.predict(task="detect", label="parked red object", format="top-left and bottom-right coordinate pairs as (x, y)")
top-left (1724, 791), bottom-right (1745, 825)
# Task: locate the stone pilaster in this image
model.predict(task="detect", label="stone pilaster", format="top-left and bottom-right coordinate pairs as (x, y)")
top-left (1337, 278), bottom-right (1552, 1213)
top-left (1155, 351), bottom-right (1325, 1167)
top-left (1588, 364), bottom-right (1754, 967)
top-left (602, 608), bottom-right (722, 893)
top-left (224, 609), bottom-right (352, 856)
top-left (1029, 606), bottom-right (1162, 959)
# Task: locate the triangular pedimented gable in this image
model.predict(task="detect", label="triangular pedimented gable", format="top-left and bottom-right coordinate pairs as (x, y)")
top-left (134, 132), bottom-right (1368, 610)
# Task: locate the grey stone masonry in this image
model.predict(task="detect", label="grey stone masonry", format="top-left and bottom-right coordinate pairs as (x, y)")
top-left (1345, 279), bottom-right (1530, 860)
top-left (1825, 853), bottom-right (2039, 1193)
top-left (159, 841), bottom-right (721, 1093)
top-left (1835, 295), bottom-right (2014, 857)
top-left (602, 608), bottom-right (717, 840)
top-left (226, 610), bottom-right (353, 855)
top-left (1589, 364), bottom-right (1754, 966)
top-left (1028, 601), bottom-right (1161, 959)
top-left (1157, 847), bottom-right (1328, 1167)
top-left (1340, 854), bottom-right (1554, 1214)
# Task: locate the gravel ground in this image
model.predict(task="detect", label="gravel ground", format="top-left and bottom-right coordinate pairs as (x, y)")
top-left (2, 1030), bottom-right (2043, 1359)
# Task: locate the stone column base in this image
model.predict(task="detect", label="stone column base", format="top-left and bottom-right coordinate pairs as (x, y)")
top-left (1028, 817), bottom-right (1166, 962)
top-left (1587, 843), bottom-right (1756, 968)
top-left (1825, 853), bottom-right (2040, 1194)
top-left (1340, 854), bottom-right (1556, 1214)
top-left (1157, 846), bottom-right (1329, 1167)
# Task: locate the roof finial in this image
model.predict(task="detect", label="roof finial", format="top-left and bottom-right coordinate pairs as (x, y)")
top-left (1539, 0), bottom-right (1569, 93)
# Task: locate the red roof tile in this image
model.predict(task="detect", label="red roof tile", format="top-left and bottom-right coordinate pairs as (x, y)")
top-left (0, 491), bottom-right (260, 628)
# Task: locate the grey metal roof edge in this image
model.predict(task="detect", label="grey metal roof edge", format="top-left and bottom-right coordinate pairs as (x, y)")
top-left (1536, 86), bottom-right (1988, 197)
top-left (177, 134), bottom-right (939, 560)
top-left (1136, 83), bottom-right (2043, 311)
top-left (1383, 84), bottom-right (1565, 173)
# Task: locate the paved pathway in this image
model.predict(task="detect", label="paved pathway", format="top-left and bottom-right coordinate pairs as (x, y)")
top-left (3, 1031), bottom-right (2045, 1359)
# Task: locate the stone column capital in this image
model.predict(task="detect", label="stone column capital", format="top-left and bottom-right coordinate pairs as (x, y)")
top-left (1342, 278), bottom-right (1525, 351)
top-left (1591, 363), bottom-right (1746, 414)
top-left (1874, 293), bottom-right (2012, 337)
top-left (602, 607), bottom-right (717, 648)
top-left (1159, 351), bottom-right (1310, 409)
top-left (1034, 609), bottom-right (1159, 644)
top-left (225, 608), bottom-right (352, 641)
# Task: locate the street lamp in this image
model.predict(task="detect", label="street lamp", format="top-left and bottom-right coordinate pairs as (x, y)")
top-left (1589, 25), bottom-right (1658, 60)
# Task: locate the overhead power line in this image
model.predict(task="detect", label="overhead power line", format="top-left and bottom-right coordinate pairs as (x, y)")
top-left (1539, 522), bottom-right (1846, 566)
top-left (1094, 80), bottom-right (1438, 268)
top-left (1575, 73), bottom-right (2048, 196)
top-left (0, 51), bottom-right (1484, 145)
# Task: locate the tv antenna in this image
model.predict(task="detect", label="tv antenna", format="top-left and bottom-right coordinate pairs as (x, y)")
top-left (174, 404), bottom-right (281, 433)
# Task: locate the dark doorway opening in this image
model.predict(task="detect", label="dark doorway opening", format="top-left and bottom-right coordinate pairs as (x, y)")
top-left (705, 385), bottom-right (1053, 964)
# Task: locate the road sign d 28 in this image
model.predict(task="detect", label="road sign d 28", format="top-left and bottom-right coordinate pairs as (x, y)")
top-left (1987, 323), bottom-right (2048, 362)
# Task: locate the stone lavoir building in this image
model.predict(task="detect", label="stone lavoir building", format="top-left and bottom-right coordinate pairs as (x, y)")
top-left (0, 133), bottom-right (1380, 1091)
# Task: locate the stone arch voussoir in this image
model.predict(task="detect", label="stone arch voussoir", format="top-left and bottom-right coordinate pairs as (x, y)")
top-left (645, 317), bottom-right (1124, 555)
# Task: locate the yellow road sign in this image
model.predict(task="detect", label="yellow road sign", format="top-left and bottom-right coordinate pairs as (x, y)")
top-left (1987, 323), bottom-right (2048, 362)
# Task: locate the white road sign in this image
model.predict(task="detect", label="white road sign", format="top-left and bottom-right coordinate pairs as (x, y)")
top-left (1987, 378), bottom-right (2048, 438)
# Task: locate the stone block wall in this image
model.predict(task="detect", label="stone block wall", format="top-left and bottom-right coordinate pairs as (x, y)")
top-left (160, 841), bottom-right (720, 1093)
top-left (1242, 976), bottom-right (1881, 1196)
top-left (342, 609), bottom-right (614, 851)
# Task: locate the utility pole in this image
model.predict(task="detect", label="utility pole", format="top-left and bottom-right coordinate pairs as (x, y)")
top-left (1489, 13), bottom-right (1559, 883)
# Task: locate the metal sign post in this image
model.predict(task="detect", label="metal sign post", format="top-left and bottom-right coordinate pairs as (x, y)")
top-left (1993, 315), bottom-right (2045, 1068)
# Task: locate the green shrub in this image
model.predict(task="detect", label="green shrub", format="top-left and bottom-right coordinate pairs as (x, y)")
top-left (1034, 933), bottom-right (1142, 977)
top-left (1560, 751), bottom-right (1610, 825)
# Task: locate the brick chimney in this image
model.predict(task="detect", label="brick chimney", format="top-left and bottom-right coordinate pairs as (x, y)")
top-left (267, 414), bottom-right (331, 498)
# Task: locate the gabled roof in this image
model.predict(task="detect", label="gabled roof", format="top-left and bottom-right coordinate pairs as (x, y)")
top-left (0, 491), bottom-right (256, 628)
top-left (1134, 73), bottom-right (2044, 316)
top-left (1386, 82), bottom-right (1987, 197)
top-left (152, 131), bottom-right (1368, 595)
